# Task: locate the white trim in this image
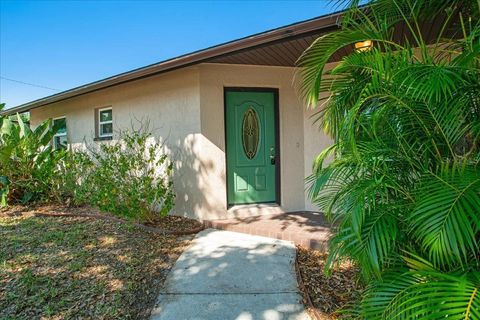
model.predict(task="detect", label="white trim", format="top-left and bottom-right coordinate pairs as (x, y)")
top-left (98, 107), bottom-right (113, 137)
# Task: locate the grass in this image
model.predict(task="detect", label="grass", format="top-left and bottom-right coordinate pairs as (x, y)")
top-left (0, 207), bottom-right (191, 319)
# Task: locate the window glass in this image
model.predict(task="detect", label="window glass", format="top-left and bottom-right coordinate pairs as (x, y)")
top-left (53, 117), bottom-right (67, 150)
top-left (100, 109), bottom-right (112, 122)
top-left (54, 135), bottom-right (68, 150)
top-left (100, 123), bottom-right (113, 136)
top-left (98, 108), bottom-right (113, 137)
top-left (54, 117), bottom-right (67, 135)
top-left (242, 108), bottom-right (260, 160)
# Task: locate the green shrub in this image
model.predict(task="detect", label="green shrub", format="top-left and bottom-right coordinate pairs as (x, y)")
top-left (298, 0), bottom-right (479, 318)
top-left (0, 111), bottom-right (65, 205)
top-left (0, 103), bottom-right (175, 221)
top-left (63, 127), bottom-right (175, 222)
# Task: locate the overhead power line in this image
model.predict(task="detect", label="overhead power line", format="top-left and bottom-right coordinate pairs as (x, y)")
top-left (0, 76), bottom-right (60, 91)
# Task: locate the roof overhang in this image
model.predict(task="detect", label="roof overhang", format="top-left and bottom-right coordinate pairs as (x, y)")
top-left (2, 11), bottom-right (343, 115)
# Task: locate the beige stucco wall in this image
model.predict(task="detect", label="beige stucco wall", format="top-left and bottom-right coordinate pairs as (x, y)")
top-left (30, 67), bottom-right (203, 219)
top-left (303, 107), bottom-right (334, 211)
top-left (302, 62), bottom-right (336, 211)
top-left (30, 63), bottom-right (333, 220)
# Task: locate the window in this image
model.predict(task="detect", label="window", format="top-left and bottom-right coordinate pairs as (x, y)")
top-left (53, 117), bottom-right (67, 150)
top-left (242, 108), bottom-right (260, 160)
top-left (98, 107), bottom-right (113, 137)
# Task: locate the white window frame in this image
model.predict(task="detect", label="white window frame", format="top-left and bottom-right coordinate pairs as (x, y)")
top-left (98, 107), bottom-right (113, 138)
top-left (53, 116), bottom-right (67, 150)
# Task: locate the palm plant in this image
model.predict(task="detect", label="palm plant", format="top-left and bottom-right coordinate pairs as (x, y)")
top-left (298, 0), bottom-right (480, 318)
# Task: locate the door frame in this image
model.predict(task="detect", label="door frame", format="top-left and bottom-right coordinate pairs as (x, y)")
top-left (223, 87), bottom-right (281, 207)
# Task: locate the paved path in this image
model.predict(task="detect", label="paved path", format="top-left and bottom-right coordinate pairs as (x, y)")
top-left (150, 229), bottom-right (309, 320)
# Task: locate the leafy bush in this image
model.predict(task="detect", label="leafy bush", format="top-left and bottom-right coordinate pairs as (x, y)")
top-left (0, 109), bottom-right (65, 205)
top-left (62, 127), bottom-right (175, 222)
top-left (299, 0), bottom-right (479, 318)
top-left (0, 102), bottom-right (175, 222)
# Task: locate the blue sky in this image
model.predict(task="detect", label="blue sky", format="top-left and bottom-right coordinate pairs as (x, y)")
top-left (0, 0), bottom-right (338, 108)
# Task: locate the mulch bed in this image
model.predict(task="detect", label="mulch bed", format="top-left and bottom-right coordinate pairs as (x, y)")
top-left (7, 205), bottom-right (204, 235)
top-left (145, 215), bottom-right (203, 234)
top-left (0, 205), bottom-right (199, 319)
top-left (296, 246), bottom-right (364, 319)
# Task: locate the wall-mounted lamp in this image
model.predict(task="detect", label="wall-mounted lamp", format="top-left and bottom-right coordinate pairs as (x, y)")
top-left (355, 40), bottom-right (373, 52)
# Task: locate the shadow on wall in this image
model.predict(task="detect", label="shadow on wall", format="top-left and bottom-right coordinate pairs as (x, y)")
top-left (168, 133), bottom-right (287, 220)
top-left (150, 229), bottom-right (307, 319)
top-left (73, 122), bottom-right (226, 220)
top-left (167, 133), bottom-right (226, 220)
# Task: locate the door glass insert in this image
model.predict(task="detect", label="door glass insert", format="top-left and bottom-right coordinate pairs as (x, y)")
top-left (242, 107), bottom-right (260, 160)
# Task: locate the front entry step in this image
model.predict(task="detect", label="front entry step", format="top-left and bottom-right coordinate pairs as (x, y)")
top-left (204, 211), bottom-right (332, 252)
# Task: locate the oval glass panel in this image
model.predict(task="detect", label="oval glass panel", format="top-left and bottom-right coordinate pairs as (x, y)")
top-left (242, 108), bottom-right (260, 160)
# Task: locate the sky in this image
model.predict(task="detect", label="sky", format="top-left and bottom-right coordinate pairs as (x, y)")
top-left (0, 0), bottom-right (339, 109)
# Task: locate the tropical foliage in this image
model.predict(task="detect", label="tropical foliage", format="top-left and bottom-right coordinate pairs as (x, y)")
top-left (298, 0), bottom-right (480, 318)
top-left (0, 106), bottom-right (65, 205)
top-left (0, 104), bottom-right (175, 222)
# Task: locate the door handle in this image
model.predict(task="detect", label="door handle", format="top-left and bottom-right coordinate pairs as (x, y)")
top-left (270, 147), bottom-right (276, 165)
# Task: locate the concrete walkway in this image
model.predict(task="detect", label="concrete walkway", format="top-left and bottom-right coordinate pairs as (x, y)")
top-left (150, 229), bottom-right (309, 320)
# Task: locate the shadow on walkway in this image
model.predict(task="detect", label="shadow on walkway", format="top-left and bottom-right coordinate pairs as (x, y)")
top-left (151, 229), bottom-right (309, 320)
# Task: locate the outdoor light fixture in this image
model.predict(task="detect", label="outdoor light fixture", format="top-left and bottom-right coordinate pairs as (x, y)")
top-left (355, 40), bottom-right (373, 52)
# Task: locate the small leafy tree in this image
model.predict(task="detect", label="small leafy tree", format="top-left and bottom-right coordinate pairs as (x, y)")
top-left (298, 0), bottom-right (479, 318)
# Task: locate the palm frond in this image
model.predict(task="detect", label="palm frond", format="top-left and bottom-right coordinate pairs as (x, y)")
top-left (409, 164), bottom-right (480, 269)
top-left (359, 267), bottom-right (480, 319)
top-left (300, 0), bottom-right (480, 317)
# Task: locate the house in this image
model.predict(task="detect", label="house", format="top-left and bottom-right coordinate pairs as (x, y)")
top-left (3, 12), bottom-right (347, 220)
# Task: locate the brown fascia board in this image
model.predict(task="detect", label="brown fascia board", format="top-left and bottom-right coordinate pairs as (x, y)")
top-left (1, 11), bottom-right (342, 115)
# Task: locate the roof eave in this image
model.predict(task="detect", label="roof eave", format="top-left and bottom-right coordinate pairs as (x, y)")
top-left (1, 11), bottom-right (342, 116)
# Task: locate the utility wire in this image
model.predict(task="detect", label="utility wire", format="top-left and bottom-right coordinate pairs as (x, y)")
top-left (0, 76), bottom-right (60, 91)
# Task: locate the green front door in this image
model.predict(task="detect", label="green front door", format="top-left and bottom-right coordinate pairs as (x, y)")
top-left (225, 90), bottom-right (278, 205)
